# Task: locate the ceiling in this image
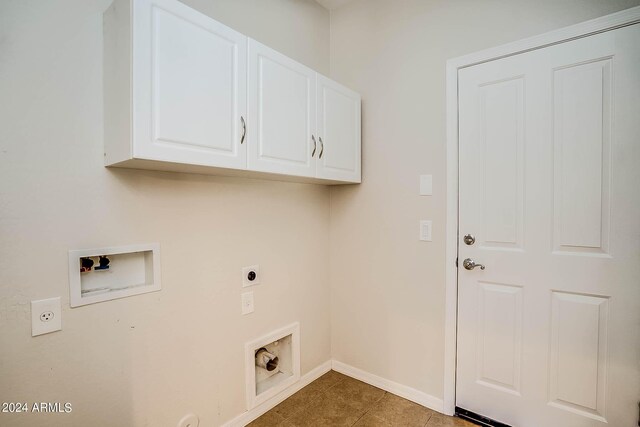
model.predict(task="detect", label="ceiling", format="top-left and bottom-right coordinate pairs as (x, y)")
top-left (315, 0), bottom-right (356, 11)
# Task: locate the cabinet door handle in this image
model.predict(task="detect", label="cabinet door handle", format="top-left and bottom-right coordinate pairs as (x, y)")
top-left (311, 135), bottom-right (317, 157)
top-left (319, 137), bottom-right (324, 159)
top-left (240, 116), bottom-right (246, 144)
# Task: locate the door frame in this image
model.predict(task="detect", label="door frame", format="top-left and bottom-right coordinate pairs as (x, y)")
top-left (443, 6), bottom-right (640, 416)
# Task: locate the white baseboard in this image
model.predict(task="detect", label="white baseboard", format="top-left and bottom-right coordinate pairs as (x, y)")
top-left (221, 360), bottom-right (332, 427)
top-left (331, 360), bottom-right (444, 414)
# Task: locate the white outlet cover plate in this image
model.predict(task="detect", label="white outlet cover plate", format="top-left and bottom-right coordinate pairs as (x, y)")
top-left (31, 297), bottom-right (62, 336)
top-left (242, 265), bottom-right (260, 287)
top-left (420, 220), bottom-right (433, 241)
top-left (177, 413), bottom-right (199, 427)
top-left (420, 175), bottom-right (433, 196)
top-left (241, 292), bottom-right (254, 315)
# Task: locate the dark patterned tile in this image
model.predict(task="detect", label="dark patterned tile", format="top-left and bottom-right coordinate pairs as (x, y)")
top-left (306, 370), bottom-right (349, 392)
top-left (285, 392), bottom-right (366, 427)
top-left (426, 413), bottom-right (477, 426)
top-left (271, 383), bottom-right (323, 419)
top-left (250, 373), bottom-right (473, 427)
top-left (366, 393), bottom-right (434, 426)
top-left (353, 413), bottom-right (394, 426)
top-left (323, 377), bottom-right (386, 412)
top-left (247, 410), bottom-right (286, 426)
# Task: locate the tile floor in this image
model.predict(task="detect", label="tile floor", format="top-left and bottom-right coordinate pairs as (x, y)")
top-left (248, 370), bottom-right (476, 427)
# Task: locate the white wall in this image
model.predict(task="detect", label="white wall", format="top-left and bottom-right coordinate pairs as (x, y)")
top-left (328, 0), bottom-right (640, 404)
top-left (0, 1), bottom-right (330, 426)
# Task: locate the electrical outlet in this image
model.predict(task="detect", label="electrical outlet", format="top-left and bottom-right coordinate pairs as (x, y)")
top-left (40, 311), bottom-right (54, 322)
top-left (241, 292), bottom-right (254, 315)
top-left (31, 297), bottom-right (62, 336)
top-left (242, 265), bottom-right (260, 287)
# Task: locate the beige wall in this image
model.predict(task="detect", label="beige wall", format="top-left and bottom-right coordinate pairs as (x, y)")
top-left (0, 1), bottom-right (330, 426)
top-left (328, 0), bottom-right (640, 403)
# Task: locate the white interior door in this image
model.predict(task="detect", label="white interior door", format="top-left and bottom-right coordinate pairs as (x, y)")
top-left (133, 0), bottom-right (247, 168)
top-left (247, 39), bottom-right (316, 177)
top-left (457, 24), bottom-right (640, 427)
top-left (316, 75), bottom-right (361, 182)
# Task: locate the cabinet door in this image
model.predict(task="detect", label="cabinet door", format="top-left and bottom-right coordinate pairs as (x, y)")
top-left (247, 39), bottom-right (316, 177)
top-left (132, 0), bottom-right (247, 169)
top-left (316, 75), bottom-right (361, 183)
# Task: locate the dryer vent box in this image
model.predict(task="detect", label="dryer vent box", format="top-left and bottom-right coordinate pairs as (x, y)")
top-left (245, 322), bottom-right (300, 409)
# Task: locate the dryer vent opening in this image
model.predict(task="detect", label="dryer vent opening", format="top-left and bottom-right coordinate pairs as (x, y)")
top-left (255, 347), bottom-right (279, 371)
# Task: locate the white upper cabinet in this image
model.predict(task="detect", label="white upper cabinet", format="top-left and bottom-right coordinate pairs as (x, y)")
top-left (316, 75), bottom-right (361, 183)
top-left (104, 0), bottom-right (360, 184)
top-left (247, 39), bottom-right (316, 178)
top-left (105, 0), bottom-right (247, 169)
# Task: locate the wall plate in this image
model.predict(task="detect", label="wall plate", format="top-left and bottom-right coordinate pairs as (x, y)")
top-left (420, 174), bottom-right (433, 195)
top-left (242, 265), bottom-right (260, 287)
top-left (241, 292), bottom-right (254, 315)
top-left (177, 413), bottom-right (199, 427)
top-left (420, 220), bottom-right (433, 241)
top-left (31, 297), bottom-right (62, 336)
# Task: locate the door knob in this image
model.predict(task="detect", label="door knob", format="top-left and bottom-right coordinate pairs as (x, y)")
top-left (463, 234), bottom-right (475, 245)
top-left (463, 258), bottom-right (485, 270)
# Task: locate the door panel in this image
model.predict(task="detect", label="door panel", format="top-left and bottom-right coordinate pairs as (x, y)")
top-left (133, 0), bottom-right (247, 168)
top-left (457, 25), bottom-right (640, 427)
top-left (247, 39), bottom-right (316, 177)
top-left (553, 59), bottom-right (612, 254)
top-left (316, 75), bottom-right (361, 182)
top-left (479, 78), bottom-right (524, 249)
top-left (476, 282), bottom-right (523, 395)
top-left (549, 292), bottom-right (609, 421)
